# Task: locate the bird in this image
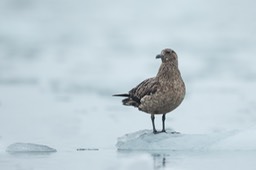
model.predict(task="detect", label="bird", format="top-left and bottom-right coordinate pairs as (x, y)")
top-left (113, 48), bottom-right (186, 134)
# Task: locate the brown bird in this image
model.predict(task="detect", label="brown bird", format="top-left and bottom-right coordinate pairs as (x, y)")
top-left (113, 48), bottom-right (186, 134)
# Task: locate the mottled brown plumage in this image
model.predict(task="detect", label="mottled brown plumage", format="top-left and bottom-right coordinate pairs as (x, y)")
top-left (113, 48), bottom-right (186, 134)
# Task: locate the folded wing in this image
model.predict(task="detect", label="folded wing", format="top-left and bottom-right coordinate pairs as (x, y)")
top-left (113, 77), bottom-right (159, 107)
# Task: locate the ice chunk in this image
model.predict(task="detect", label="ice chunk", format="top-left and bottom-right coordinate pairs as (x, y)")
top-left (116, 129), bottom-right (237, 151)
top-left (6, 143), bottom-right (57, 153)
top-left (210, 127), bottom-right (256, 150)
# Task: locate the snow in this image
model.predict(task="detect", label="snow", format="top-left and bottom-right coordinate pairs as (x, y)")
top-left (6, 143), bottom-right (57, 153)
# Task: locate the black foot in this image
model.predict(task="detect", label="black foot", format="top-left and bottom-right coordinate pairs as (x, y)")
top-left (161, 129), bottom-right (166, 133)
top-left (153, 130), bottom-right (158, 134)
top-left (153, 130), bottom-right (167, 134)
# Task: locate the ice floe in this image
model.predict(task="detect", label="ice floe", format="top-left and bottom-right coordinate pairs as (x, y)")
top-left (6, 143), bottom-right (57, 153)
top-left (116, 128), bottom-right (256, 151)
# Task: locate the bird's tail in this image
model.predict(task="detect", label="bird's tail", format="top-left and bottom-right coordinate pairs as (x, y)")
top-left (122, 98), bottom-right (139, 107)
top-left (112, 93), bottom-right (130, 97)
top-left (113, 93), bottom-right (140, 107)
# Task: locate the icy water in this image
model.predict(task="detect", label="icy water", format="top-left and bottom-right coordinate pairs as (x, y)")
top-left (1, 150), bottom-right (256, 170)
top-left (1, 0), bottom-right (256, 169)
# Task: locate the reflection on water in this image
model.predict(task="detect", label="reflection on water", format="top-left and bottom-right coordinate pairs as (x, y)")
top-left (1, 148), bottom-right (256, 170)
top-left (149, 151), bottom-right (184, 170)
top-left (152, 153), bottom-right (167, 170)
top-left (118, 150), bottom-right (256, 170)
top-left (118, 150), bottom-right (175, 170)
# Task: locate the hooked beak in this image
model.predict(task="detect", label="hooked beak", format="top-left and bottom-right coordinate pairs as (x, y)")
top-left (156, 54), bottom-right (163, 59)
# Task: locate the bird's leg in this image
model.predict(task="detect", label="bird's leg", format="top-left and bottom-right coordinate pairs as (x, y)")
top-left (151, 114), bottom-right (157, 134)
top-left (161, 114), bottom-right (166, 133)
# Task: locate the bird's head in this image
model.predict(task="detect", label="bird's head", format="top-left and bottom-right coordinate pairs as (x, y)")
top-left (156, 48), bottom-right (178, 64)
